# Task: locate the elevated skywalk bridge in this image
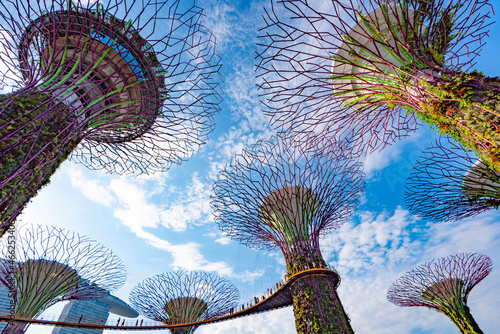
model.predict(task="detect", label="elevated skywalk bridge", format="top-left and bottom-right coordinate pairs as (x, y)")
top-left (0, 264), bottom-right (339, 331)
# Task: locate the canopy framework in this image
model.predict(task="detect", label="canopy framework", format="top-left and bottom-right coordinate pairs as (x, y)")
top-left (405, 137), bottom-right (500, 222)
top-left (129, 271), bottom-right (240, 334)
top-left (257, 0), bottom-right (497, 166)
top-left (212, 133), bottom-right (364, 334)
top-left (0, 225), bottom-right (126, 333)
top-left (387, 253), bottom-right (492, 334)
top-left (0, 0), bottom-right (221, 236)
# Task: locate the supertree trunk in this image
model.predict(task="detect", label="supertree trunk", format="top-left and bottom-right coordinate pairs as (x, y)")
top-left (388, 253), bottom-right (491, 334)
top-left (171, 328), bottom-right (193, 334)
top-left (291, 274), bottom-right (353, 334)
top-left (282, 243), bottom-right (352, 334)
top-left (257, 0), bottom-right (498, 168)
top-left (439, 304), bottom-right (483, 334)
top-left (212, 134), bottom-right (365, 333)
top-left (410, 74), bottom-right (500, 171)
top-left (0, 92), bottom-right (82, 232)
top-left (0, 225), bottom-right (126, 333)
top-left (0, 0), bottom-right (221, 236)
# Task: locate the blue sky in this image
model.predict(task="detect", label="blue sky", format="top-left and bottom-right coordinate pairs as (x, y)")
top-left (7, 0), bottom-right (500, 333)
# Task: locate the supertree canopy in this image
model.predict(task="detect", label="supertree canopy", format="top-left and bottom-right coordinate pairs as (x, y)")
top-left (0, 0), bottom-right (221, 236)
top-left (129, 270), bottom-right (240, 334)
top-left (405, 137), bottom-right (500, 222)
top-left (257, 0), bottom-right (498, 167)
top-left (387, 253), bottom-right (492, 334)
top-left (0, 225), bottom-right (126, 333)
top-left (211, 133), bottom-right (364, 334)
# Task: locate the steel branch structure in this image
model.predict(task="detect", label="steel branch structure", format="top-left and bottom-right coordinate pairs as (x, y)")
top-left (211, 133), bottom-right (364, 334)
top-left (0, 225), bottom-right (126, 333)
top-left (0, 0), bottom-right (221, 236)
top-left (129, 270), bottom-right (240, 334)
top-left (257, 0), bottom-right (498, 166)
top-left (387, 253), bottom-right (492, 334)
top-left (405, 137), bottom-right (500, 222)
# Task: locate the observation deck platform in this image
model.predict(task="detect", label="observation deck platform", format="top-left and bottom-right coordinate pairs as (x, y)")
top-left (0, 264), bottom-right (339, 331)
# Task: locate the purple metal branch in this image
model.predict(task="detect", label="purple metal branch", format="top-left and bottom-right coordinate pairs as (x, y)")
top-left (257, 0), bottom-right (494, 153)
top-left (405, 136), bottom-right (500, 222)
top-left (211, 133), bottom-right (364, 266)
top-left (388, 253), bottom-right (492, 308)
top-left (0, 0), bottom-right (221, 235)
top-left (0, 225), bottom-right (126, 332)
top-left (387, 253), bottom-right (491, 333)
top-left (129, 270), bottom-right (240, 332)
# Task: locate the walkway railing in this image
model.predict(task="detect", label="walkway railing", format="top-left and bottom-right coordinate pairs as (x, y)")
top-left (0, 265), bottom-right (339, 331)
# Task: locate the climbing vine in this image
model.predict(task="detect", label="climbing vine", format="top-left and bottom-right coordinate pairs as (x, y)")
top-left (413, 71), bottom-right (500, 172)
top-left (291, 276), bottom-right (353, 334)
top-left (0, 92), bottom-right (82, 234)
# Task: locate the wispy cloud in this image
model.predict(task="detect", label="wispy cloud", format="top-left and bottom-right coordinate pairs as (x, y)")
top-left (65, 165), bottom-right (263, 282)
top-left (321, 207), bottom-right (500, 334)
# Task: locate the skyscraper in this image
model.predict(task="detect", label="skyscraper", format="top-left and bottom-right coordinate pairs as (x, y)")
top-left (0, 284), bottom-right (11, 331)
top-left (52, 295), bottom-right (138, 334)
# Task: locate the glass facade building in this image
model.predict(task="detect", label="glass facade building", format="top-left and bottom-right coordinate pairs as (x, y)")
top-left (0, 284), bottom-right (12, 331)
top-left (51, 295), bottom-right (138, 334)
top-left (52, 300), bottom-right (110, 334)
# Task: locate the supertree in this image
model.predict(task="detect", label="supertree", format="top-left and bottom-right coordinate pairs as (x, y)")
top-left (387, 253), bottom-right (492, 334)
top-left (211, 133), bottom-right (364, 334)
top-left (0, 224), bottom-right (126, 333)
top-left (405, 136), bottom-right (500, 222)
top-left (0, 0), bottom-right (221, 236)
top-left (129, 270), bottom-right (240, 334)
top-left (257, 0), bottom-right (498, 168)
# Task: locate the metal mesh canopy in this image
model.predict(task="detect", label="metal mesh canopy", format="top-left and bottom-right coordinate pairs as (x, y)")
top-left (0, 0), bottom-right (221, 175)
top-left (211, 133), bottom-right (365, 253)
top-left (0, 0), bottom-right (221, 236)
top-left (0, 225), bottom-right (126, 319)
top-left (387, 253), bottom-right (492, 309)
top-left (257, 0), bottom-right (493, 153)
top-left (405, 137), bottom-right (500, 222)
top-left (129, 270), bottom-right (240, 325)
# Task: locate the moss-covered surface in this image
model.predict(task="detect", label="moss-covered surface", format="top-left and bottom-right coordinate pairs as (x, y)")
top-left (412, 72), bottom-right (500, 172)
top-left (333, 3), bottom-right (500, 172)
top-left (0, 92), bottom-right (82, 236)
top-left (421, 279), bottom-right (484, 334)
top-left (290, 275), bottom-right (353, 334)
top-left (438, 304), bottom-right (484, 334)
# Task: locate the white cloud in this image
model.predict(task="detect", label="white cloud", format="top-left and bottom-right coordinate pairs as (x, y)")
top-left (67, 167), bottom-right (115, 206)
top-left (321, 207), bottom-right (420, 276)
top-left (215, 236), bottom-right (231, 245)
top-left (65, 166), bottom-right (265, 282)
top-left (320, 208), bottom-right (500, 334)
top-left (159, 173), bottom-right (213, 232)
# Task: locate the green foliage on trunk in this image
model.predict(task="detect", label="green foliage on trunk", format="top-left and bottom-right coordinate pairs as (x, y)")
top-left (291, 276), bottom-right (353, 334)
top-left (414, 71), bottom-right (500, 172)
top-left (0, 92), bottom-right (82, 235)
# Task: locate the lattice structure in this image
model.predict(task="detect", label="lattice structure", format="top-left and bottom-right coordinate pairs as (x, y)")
top-left (257, 0), bottom-right (497, 165)
top-left (405, 137), bottom-right (500, 222)
top-left (387, 253), bottom-right (492, 334)
top-left (0, 0), bottom-right (221, 236)
top-left (212, 133), bottom-right (364, 334)
top-left (0, 225), bottom-right (126, 333)
top-left (129, 271), bottom-right (240, 334)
